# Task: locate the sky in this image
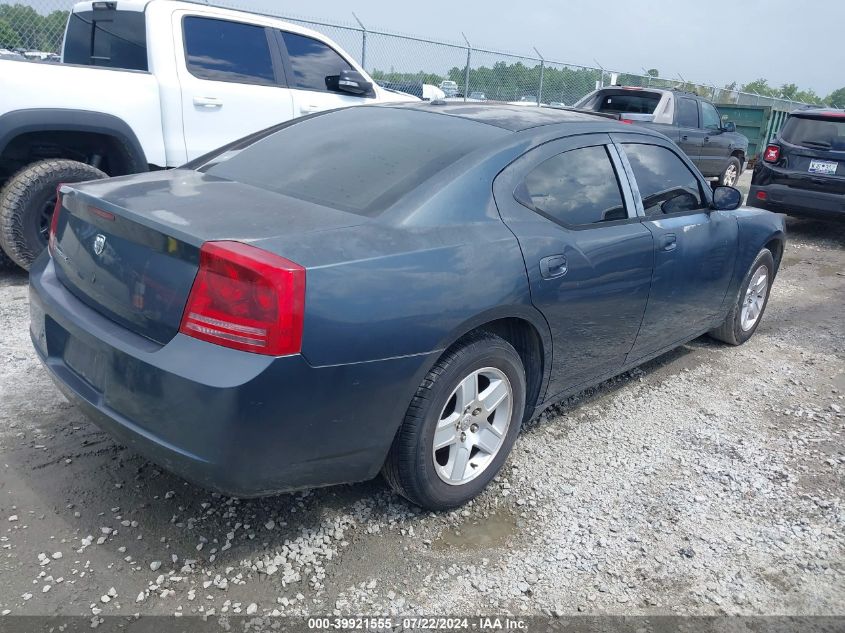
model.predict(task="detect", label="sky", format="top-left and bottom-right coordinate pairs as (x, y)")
top-left (241, 0), bottom-right (842, 97)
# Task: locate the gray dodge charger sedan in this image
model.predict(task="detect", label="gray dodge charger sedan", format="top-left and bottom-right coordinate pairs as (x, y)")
top-left (29, 103), bottom-right (786, 509)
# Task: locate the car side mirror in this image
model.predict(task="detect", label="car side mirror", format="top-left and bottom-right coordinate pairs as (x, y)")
top-left (712, 185), bottom-right (742, 211)
top-left (326, 69), bottom-right (374, 96)
top-left (722, 121), bottom-right (736, 133)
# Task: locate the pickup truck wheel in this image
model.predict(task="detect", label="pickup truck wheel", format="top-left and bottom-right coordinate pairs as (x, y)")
top-left (0, 159), bottom-right (107, 270)
top-left (0, 246), bottom-right (16, 271)
top-left (720, 157), bottom-right (741, 187)
top-left (709, 248), bottom-right (774, 346)
top-left (382, 331), bottom-right (526, 510)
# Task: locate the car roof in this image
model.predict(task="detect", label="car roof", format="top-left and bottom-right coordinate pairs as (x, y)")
top-left (790, 107), bottom-right (845, 118)
top-left (379, 101), bottom-right (650, 134)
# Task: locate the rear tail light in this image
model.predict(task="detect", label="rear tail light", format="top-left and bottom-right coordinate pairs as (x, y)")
top-left (179, 241), bottom-right (305, 356)
top-left (48, 184), bottom-right (65, 256)
top-left (619, 118), bottom-right (634, 124)
top-left (756, 191), bottom-right (768, 201)
top-left (763, 144), bottom-right (780, 163)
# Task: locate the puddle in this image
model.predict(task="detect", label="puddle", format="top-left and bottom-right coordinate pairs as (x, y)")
top-left (433, 507), bottom-right (518, 550)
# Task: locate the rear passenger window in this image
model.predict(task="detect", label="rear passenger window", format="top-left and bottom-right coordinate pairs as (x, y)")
top-left (521, 146), bottom-right (628, 226)
top-left (281, 31), bottom-right (353, 92)
top-left (677, 98), bottom-right (699, 128)
top-left (184, 17), bottom-right (275, 84)
top-left (623, 144), bottom-right (705, 217)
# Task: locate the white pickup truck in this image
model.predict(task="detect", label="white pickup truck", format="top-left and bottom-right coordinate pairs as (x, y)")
top-left (0, 0), bottom-right (413, 269)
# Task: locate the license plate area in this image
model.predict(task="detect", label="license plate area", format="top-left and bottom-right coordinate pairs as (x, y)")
top-left (63, 335), bottom-right (106, 392)
top-left (808, 159), bottom-right (838, 175)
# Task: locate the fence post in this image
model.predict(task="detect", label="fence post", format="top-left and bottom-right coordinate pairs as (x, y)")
top-left (533, 47), bottom-right (544, 106)
top-left (462, 33), bottom-right (471, 102)
top-left (352, 13), bottom-right (367, 70)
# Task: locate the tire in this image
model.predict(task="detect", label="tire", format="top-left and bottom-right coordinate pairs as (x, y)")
top-left (0, 245), bottom-right (17, 271)
top-left (709, 248), bottom-right (774, 346)
top-left (382, 331), bottom-right (526, 510)
top-left (720, 156), bottom-right (741, 187)
top-left (0, 159), bottom-right (107, 270)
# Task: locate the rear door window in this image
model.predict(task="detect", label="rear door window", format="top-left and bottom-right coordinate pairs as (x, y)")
top-left (183, 16), bottom-right (275, 84)
top-left (521, 146), bottom-right (628, 226)
top-left (63, 9), bottom-right (147, 70)
top-left (280, 31), bottom-right (353, 92)
top-left (677, 98), bottom-right (699, 127)
top-left (781, 116), bottom-right (845, 151)
top-left (623, 143), bottom-right (705, 217)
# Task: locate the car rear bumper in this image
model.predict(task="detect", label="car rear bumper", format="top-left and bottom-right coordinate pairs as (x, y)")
top-left (29, 255), bottom-right (434, 496)
top-left (747, 184), bottom-right (845, 219)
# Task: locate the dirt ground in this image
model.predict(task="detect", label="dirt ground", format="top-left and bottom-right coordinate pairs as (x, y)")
top-left (1, 172), bottom-right (843, 621)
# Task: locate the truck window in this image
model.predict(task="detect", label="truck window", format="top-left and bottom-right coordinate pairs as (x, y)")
top-left (701, 102), bottom-right (721, 130)
top-left (63, 9), bottom-right (147, 71)
top-left (596, 92), bottom-right (661, 114)
top-left (183, 17), bottom-right (275, 85)
top-left (677, 98), bottom-right (699, 127)
top-left (280, 31), bottom-right (353, 92)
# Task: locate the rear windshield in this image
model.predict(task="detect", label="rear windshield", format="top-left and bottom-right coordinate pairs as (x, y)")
top-left (596, 91), bottom-right (661, 114)
top-left (781, 115), bottom-right (845, 151)
top-left (63, 9), bottom-right (147, 71)
top-left (200, 107), bottom-right (507, 216)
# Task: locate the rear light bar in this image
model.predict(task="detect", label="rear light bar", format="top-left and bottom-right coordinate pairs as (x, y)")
top-left (763, 144), bottom-right (780, 163)
top-left (48, 184), bottom-right (65, 256)
top-left (179, 241), bottom-right (305, 356)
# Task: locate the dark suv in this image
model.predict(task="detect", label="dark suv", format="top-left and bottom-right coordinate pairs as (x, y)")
top-left (749, 108), bottom-right (845, 219)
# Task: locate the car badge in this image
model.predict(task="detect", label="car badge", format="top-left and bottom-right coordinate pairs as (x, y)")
top-left (93, 234), bottom-right (106, 256)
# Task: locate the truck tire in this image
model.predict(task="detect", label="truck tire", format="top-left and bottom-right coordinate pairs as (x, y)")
top-left (0, 245), bottom-right (16, 271)
top-left (719, 156), bottom-right (741, 187)
top-left (0, 160), bottom-right (107, 270)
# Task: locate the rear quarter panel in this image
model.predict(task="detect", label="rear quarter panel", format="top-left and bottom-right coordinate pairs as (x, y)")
top-left (0, 59), bottom-right (166, 166)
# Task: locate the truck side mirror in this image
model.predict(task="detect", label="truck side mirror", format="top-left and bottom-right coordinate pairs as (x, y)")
top-left (722, 121), bottom-right (736, 133)
top-left (326, 70), bottom-right (374, 97)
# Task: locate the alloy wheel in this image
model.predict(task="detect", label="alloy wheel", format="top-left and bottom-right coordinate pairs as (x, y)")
top-left (740, 265), bottom-right (769, 331)
top-left (432, 367), bottom-right (513, 485)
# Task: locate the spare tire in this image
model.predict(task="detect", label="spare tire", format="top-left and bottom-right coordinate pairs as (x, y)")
top-left (0, 159), bottom-right (107, 270)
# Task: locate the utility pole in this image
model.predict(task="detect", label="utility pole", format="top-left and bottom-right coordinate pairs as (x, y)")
top-left (462, 33), bottom-right (471, 103)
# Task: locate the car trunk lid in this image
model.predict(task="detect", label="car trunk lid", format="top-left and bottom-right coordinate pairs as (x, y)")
top-left (51, 170), bottom-right (364, 345)
top-left (775, 113), bottom-right (845, 194)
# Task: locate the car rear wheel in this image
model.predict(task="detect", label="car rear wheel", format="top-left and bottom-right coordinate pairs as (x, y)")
top-left (382, 331), bottom-right (526, 510)
top-left (709, 248), bottom-right (774, 345)
top-left (0, 159), bottom-right (107, 270)
top-left (720, 156), bottom-right (741, 187)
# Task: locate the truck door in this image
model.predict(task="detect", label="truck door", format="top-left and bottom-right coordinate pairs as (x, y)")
top-left (699, 101), bottom-right (734, 177)
top-left (175, 13), bottom-right (295, 161)
top-left (675, 96), bottom-right (706, 171)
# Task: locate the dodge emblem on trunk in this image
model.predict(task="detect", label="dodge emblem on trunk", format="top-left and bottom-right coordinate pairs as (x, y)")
top-left (93, 234), bottom-right (106, 256)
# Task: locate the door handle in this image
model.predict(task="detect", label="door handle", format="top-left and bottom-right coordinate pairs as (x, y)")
top-left (193, 96), bottom-right (222, 108)
top-left (681, 134), bottom-right (689, 141)
top-left (661, 233), bottom-right (677, 252)
top-left (704, 136), bottom-right (711, 143)
top-left (539, 254), bottom-right (567, 279)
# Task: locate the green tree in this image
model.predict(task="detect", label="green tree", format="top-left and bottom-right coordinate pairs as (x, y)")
top-left (0, 18), bottom-right (22, 49)
top-left (826, 87), bottom-right (845, 108)
top-left (741, 78), bottom-right (775, 96)
top-left (646, 68), bottom-right (659, 77)
top-left (0, 4), bottom-right (68, 52)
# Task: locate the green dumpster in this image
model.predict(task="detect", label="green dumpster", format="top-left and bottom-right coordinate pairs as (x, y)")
top-left (716, 104), bottom-right (791, 162)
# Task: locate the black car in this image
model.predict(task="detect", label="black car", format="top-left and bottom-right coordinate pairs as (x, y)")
top-left (749, 108), bottom-right (845, 219)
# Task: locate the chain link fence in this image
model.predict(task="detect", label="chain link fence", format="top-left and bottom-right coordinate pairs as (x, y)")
top-left (1, 0), bottom-right (816, 111)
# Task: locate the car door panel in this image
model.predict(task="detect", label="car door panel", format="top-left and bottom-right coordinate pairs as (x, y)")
top-left (611, 133), bottom-right (739, 359)
top-left (699, 101), bottom-right (730, 176)
top-left (493, 135), bottom-right (654, 398)
top-left (175, 13), bottom-right (294, 161)
top-left (276, 29), bottom-right (371, 117)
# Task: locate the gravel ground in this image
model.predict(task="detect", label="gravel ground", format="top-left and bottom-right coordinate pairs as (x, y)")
top-left (1, 173), bottom-right (843, 621)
